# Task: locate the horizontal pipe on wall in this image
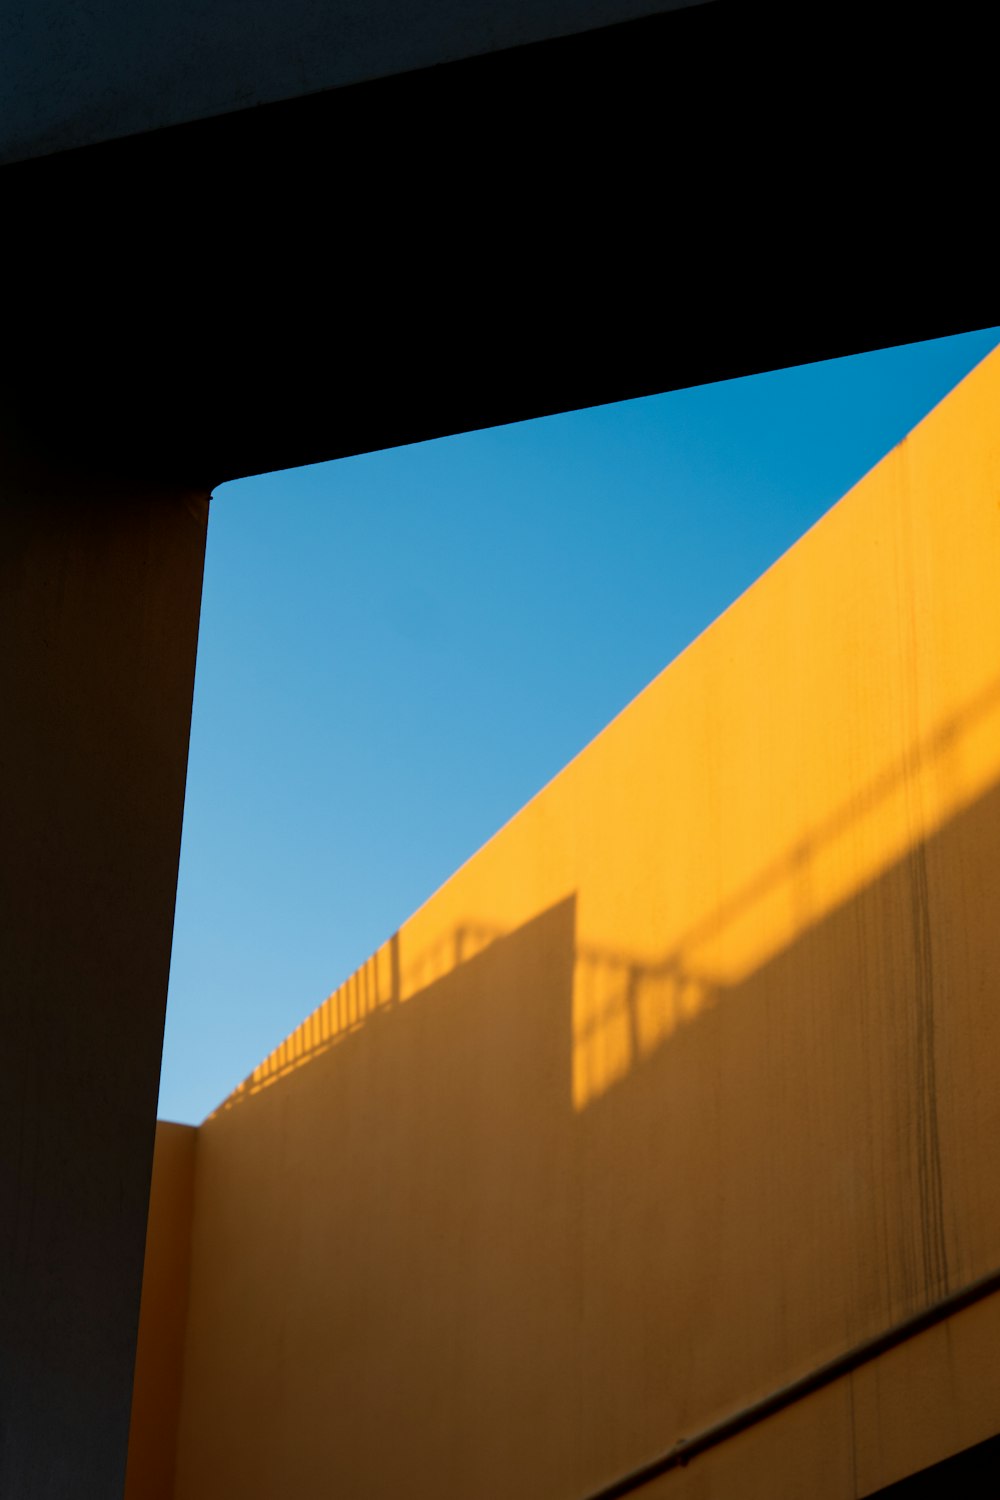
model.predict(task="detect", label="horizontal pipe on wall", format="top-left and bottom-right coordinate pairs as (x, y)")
top-left (584, 1267), bottom-right (1000, 1500)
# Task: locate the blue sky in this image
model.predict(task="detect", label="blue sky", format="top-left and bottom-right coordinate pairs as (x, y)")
top-left (158, 328), bottom-right (1000, 1124)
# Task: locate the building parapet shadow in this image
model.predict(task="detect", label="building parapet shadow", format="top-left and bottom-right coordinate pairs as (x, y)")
top-left (209, 670), bottom-right (1000, 1121)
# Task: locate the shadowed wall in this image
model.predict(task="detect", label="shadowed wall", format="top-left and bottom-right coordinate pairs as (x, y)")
top-left (134, 348), bottom-right (1000, 1497)
top-left (123, 1124), bottom-right (197, 1500)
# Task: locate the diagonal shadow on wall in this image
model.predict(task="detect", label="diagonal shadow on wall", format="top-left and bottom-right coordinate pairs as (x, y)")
top-left (171, 759), bottom-right (1000, 1500)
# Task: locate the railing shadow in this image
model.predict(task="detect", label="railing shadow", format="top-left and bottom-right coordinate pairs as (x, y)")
top-left (209, 672), bottom-right (1000, 1122)
top-left (179, 762), bottom-right (1000, 1500)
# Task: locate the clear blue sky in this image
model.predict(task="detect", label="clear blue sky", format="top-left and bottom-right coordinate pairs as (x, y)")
top-left (158, 328), bottom-right (1000, 1124)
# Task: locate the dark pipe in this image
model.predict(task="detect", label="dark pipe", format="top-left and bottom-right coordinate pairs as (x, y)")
top-left (584, 1265), bottom-right (1000, 1500)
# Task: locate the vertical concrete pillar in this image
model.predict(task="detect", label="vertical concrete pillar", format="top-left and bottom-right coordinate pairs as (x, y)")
top-left (0, 448), bottom-right (208, 1497)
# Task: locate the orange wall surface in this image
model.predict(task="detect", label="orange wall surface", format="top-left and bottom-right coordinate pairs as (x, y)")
top-left (156, 349), bottom-right (1000, 1497)
top-left (125, 1123), bottom-right (197, 1500)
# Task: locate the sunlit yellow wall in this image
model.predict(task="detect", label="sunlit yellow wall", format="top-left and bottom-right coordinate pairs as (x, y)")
top-left (171, 348), bottom-right (1000, 1498)
top-left (125, 1122), bottom-right (197, 1500)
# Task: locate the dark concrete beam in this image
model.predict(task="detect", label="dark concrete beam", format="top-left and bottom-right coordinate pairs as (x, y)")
top-left (3, 0), bottom-right (708, 164)
top-left (6, 2), bottom-right (997, 489)
top-left (0, 455), bottom-right (208, 1498)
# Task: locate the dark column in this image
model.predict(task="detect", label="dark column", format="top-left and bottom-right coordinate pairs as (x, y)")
top-left (0, 447), bottom-right (208, 1497)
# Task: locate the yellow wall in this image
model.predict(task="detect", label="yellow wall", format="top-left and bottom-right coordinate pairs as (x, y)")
top-left (125, 1123), bottom-right (197, 1500)
top-left (638, 1283), bottom-right (1000, 1499)
top-left (165, 348), bottom-right (1000, 1498)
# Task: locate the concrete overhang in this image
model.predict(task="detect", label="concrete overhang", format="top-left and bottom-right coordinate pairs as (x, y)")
top-left (4, 0), bottom-right (998, 488)
top-left (3, 0), bottom-right (709, 165)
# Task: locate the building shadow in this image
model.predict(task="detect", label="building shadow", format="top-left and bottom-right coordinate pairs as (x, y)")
top-left (173, 762), bottom-right (1000, 1499)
